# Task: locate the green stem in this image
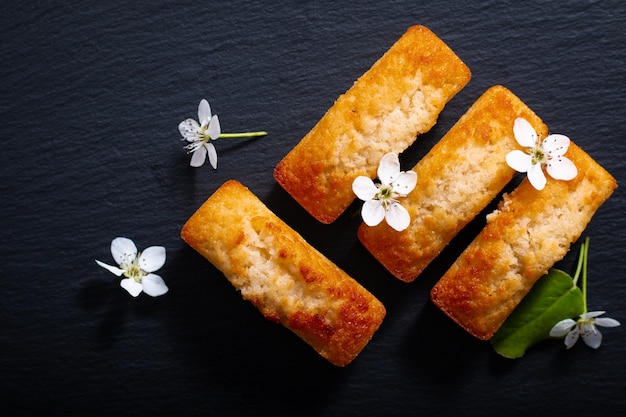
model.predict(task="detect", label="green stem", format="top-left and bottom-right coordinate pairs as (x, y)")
top-left (218, 131), bottom-right (268, 138)
top-left (581, 237), bottom-right (589, 313)
top-left (572, 238), bottom-right (586, 286)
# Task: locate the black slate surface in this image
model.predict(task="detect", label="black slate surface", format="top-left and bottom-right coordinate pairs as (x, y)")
top-left (2, 1), bottom-right (626, 416)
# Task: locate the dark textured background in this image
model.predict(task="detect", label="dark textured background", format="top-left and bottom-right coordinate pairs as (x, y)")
top-left (2, 0), bottom-right (625, 416)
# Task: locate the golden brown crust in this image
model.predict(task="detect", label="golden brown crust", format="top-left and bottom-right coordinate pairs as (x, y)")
top-left (430, 144), bottom-right (617, 340)
top-left (181, 180), bottom-right (386, 366)
top-left (358, 86), bottom-right (547, 282)
top-left (274, 25), bottom-right (471, 223)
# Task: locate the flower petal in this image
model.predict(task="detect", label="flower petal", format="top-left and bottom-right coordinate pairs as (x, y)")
top-left (205, 142), bottom-right (218, 169)
top-left (352, 176), bottom-right (378, 201)
top-left (582, 311), bottom-right (606, 319)
top-left (198, 99), bottom-right (211, 126)
top-left (207, 114), bottom-right (221, 140)
top-left (506, 150), bottom-right (531, 173)
top-left (138, 246), bottom-right (166, 273)
top-left (580, 323), bottom-right (602, 349)
top-left (527, 163), bottom-right (547, 190)
top-left (385, 202), bottom-right (411, 231)
top-left (95, 260), bottom-right (125, 276)
top-left (393, 171), bottom-right (417, 196)
top-left (564, 327), bottom-right (580, 349)
top-left (190, 145), bottom-right (207, 167)
top-left (111, 237), bottom-right (137, 266)
top-left (142, 274), bottom-right (169, 297)
top-left (543, 134), bottom-right (570, 157)
top-left (513, 118), bottom-right (537, 148)
top-left (549, 318), bottom-right (577, 337)
top-left (546, 156), bottom-right (577, 181)
top-left (178, 118), bottom-right (200, 139)
top-left (594, 317), bottom-right (621, 328)
top-left (377, 153), bottom-right (401, 185)
top-left (361, 200), bottom-right (385, 226)
top-left (120, 278), bottom-right (143, 297)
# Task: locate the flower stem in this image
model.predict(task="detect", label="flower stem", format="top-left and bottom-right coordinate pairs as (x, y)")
top-left (572, 239), bottom-right (586, 286)
top-left (218, 131), bottom-right (268, 139)
top-left (581, 237), bottom-right (589, 313)
top-left (572, 237), bottom-right (590, 313)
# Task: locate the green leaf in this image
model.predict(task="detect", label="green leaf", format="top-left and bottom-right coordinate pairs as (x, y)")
top-left (491, 269), bottom-right (584, 358)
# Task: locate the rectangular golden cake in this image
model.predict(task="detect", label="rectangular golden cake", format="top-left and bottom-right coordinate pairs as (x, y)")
top-left (430, 145), bottom-right (616, 340)
top-left (274, 25), bottom-right (471, 223)
top-left (358, 86), bottom-right (545, 282)
top-left (180, 180), bottom-right (386, 366)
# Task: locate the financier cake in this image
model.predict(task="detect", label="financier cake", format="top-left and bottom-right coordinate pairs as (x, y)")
top-left (430, 144), bottom-right (616, 340)
top-left (180, 180), bottom-right (386, 366)
top-left (358, 86), bottom-right (546, 282)
top-left (274, 25), bottom-right (471, 224)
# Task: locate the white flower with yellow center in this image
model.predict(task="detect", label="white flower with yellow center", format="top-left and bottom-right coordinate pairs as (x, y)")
top-left (96, 237), bottom-right (168, 297)
top-left (179, 99), bottom-right (268, 169)
top-left (506, 117), bottom-right (577, 190)
top-left (179, 99), bottom-right (221, 168)
top-left (352, 153), bottom-right (417, 232)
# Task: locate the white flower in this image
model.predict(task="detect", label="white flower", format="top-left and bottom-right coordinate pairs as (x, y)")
top-left (352, 153), bottom-right (417, 231)
top-left (505, 117), bottom-right (577, 190)
top-left (550, 311), bottom-right (620, 349)
top-left (96, 237), bottom-right (168, 297)
top-left (179, 99), bottom-right (221, 168)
